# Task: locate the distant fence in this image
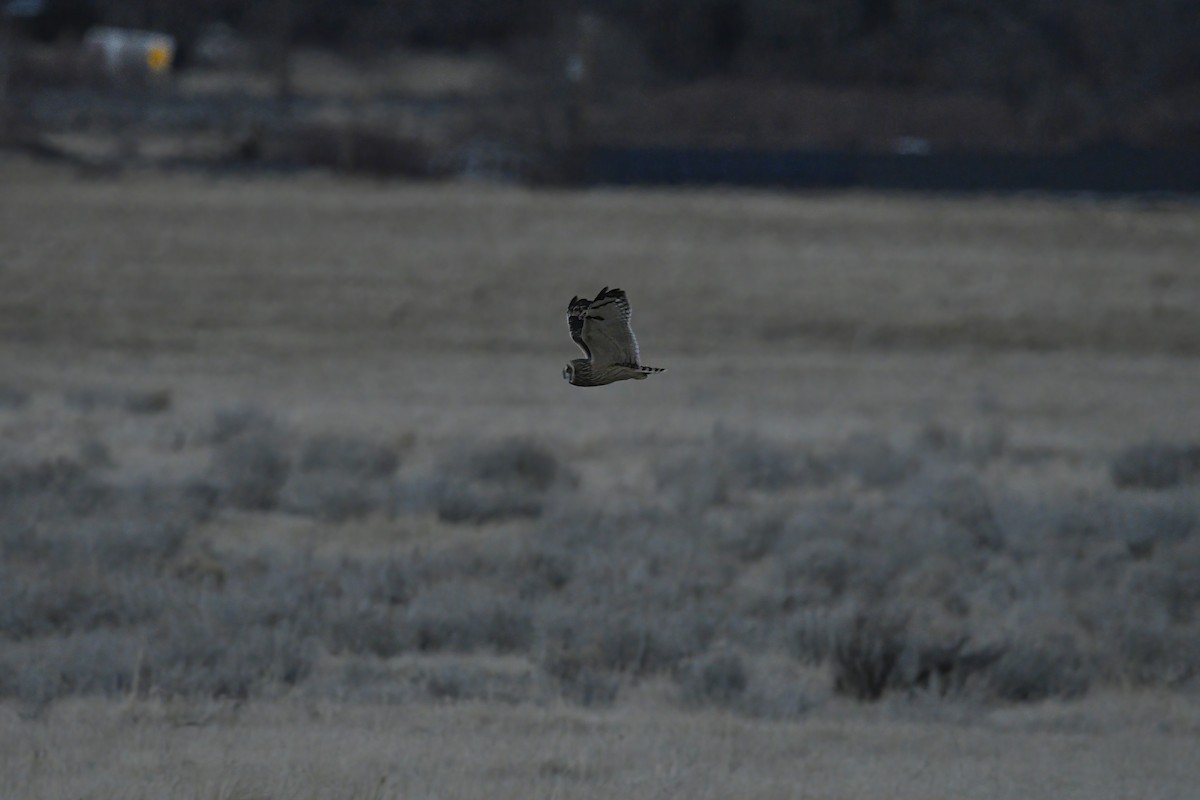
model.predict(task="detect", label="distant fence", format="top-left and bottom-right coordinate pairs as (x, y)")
top-left (587, 146), bottom-right (1200, 195)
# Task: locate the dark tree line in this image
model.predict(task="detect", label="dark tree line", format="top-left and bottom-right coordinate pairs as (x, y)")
top-left (16, 0), bottom-right (1200, 103)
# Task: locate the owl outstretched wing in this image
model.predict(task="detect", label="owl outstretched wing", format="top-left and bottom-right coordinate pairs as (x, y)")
top-left (578, 287), bottom-right (641, 367)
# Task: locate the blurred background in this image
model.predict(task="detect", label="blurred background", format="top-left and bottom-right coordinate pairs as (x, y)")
top-left (2, 3), bottom-right (1200, 792)
top-left (2, 0), bottom-right (1199, 189)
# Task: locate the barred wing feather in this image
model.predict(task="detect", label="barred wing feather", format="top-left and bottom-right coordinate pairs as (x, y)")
top-left (580, 287), bottom-right (641, 366)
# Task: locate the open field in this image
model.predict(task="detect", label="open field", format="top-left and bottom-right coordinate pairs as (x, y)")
top-left (1, 157), bottom-right (1199, 797)
top-left (4, 693), bottom-right (1199, 800)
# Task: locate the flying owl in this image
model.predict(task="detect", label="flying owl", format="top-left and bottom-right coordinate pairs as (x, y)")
top-left (563, 287), bottom-right (665, 387)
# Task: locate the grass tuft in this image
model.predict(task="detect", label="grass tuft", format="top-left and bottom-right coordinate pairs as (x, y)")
top-left (297, 434), bottom-right (400, 479)
top-left (984, 638), bottom-right (1091, 702)
top-left (209, 432), bottom-right (291, 512)
top-left (0, 384), bottom-right (31, 410)
top-left (655, 428), bottom-right (826, 507)
top-left (829, 610), bottom-right (908, 701)
top-left (675, 650), bottom-right (749, 707)
top-left (1111, 442), bottom-right (1200, 489)
top-left (430, 438), bottom-right (577, 524)
top-left (63, 386), bottom-right (172, 415)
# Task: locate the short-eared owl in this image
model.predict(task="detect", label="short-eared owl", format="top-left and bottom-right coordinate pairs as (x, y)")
top-left (563, 287), bottom-right (665, 387)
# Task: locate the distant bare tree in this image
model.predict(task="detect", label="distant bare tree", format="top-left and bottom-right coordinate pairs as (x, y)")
top-left (269, 0), bottom-right (294, 103)
top-left (0, 13), bottom-right (12, 120)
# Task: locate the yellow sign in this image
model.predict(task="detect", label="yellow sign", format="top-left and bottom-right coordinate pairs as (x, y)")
top-left (146, 44), bottom-right (172, 72)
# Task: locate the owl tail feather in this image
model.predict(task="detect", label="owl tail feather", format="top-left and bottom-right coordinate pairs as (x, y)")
top-left (620, 363), bottom-right (665, 374)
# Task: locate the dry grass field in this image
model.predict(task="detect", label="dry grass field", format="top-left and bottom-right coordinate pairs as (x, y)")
top-left (1, 156), bottom-right (1199, 798)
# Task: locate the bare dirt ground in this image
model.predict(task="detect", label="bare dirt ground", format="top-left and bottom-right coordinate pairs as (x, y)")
top-left (2, 157), bottom-right (1199, 797)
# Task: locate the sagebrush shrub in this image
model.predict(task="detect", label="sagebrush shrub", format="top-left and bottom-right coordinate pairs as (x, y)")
top-left (1111, 442), bottom-right (1200, 490)
top-left (209, 434), bottom-right (290, 511)
top-left (830, 611), bottom-right (907, 701)
top-left (430, 438), bottom-right (575, 524)
top-left (676, 650), bottom-right (749, 707)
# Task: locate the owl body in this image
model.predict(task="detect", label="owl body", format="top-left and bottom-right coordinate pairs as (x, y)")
top-left (563, 358), bottom-right (661, 387)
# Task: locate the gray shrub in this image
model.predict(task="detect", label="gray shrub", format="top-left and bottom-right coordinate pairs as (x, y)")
top-left (1111, 442), bottom-right (1200, 489)
top-left (428, 438), bottom-right (577, 524)
top-left (675, 650), bottom-right (749, 707)
top-left (209, 433), bottom-right (290, 511)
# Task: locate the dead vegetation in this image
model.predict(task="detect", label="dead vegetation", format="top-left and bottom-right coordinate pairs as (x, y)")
top-left (1, 394), bottom-right (1197, 720)
top-left (0, 166), bottom-right (1198, 797)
